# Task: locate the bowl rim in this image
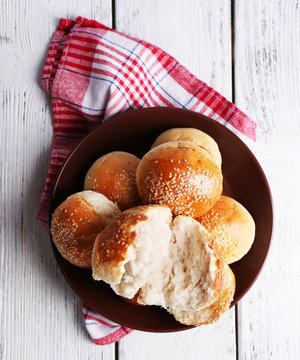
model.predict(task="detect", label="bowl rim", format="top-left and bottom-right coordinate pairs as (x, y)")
top-left (49, 107), bottom-right (273, 332)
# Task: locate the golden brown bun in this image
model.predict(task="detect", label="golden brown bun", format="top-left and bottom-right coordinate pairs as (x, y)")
top-left (151, 127), bottom-right (222, 168)
top-left (170, 265), bottom-right (235, 325)
top-left (196, 195), bottom-right (255, 264)
top-left (50, 191), bottom-right (121, 268)
top-left (136, 141), bottom-right (223, 217)
top-left (84, 151), bottom-right (141, 211)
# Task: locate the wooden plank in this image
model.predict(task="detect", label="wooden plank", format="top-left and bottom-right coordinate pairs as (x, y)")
top-left (119, 312), bottom-right (236, 360)
top-left (0, 1), bottom-right (114, 359)
top-left (115, 0), bottom-right (232, 96)
top-left (115, 1), bottom-right (236, 359)
top-left (234, 0), bottom-right (300, 358)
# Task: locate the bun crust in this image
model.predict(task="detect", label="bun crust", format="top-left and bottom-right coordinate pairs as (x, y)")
top-left (92, 206), bottom-right (154, 285)
top-left (84, 151), bottom-right (141, 211)
top-left (136, 141), bottom-right (223, 217)
top-left (151, 127), bottom-right (222, 168)
top-left (50, 191), bottom-right (121, 268)
top-left (121, 291), bottom-right (145, 306)
top-left (196, 195), bottom-right (255, 264)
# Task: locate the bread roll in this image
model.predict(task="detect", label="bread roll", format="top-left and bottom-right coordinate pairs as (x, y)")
top-left (151, 127), bottom-right (222, 168)
top-left (50, 190), bottom-right (121, 268)
top-left (84, 151), bottom-right (141, 211)
top-left (92, 206), bottom-right (225, 324)
top-left (170, 265), bottom-right (235, 325)
top-left (92, 205), bottom-right (174, 302)
top-left (196, 195), bottom-right (255, 264)
top-left (136, 141), bottom-right (223, 217)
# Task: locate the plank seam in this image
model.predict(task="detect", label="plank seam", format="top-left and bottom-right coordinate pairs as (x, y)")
top-left (115, 341), bottom-right (119, 360)
top-left (112, 0), bottom-right (116, 29)
top-left (231, 1), bottom-right (239, 360)
top-left (112, 5), bottom-right (118, 360)
top-left (231, 0), bottom-right (236, 104)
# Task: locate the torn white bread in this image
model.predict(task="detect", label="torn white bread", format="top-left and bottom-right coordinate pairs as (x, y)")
top-left (162, 216), bottom-right (223, 311)
top-left (92, 205), bottom-right (228, 325)
top-left (170, 265), bottom-right (235, 325)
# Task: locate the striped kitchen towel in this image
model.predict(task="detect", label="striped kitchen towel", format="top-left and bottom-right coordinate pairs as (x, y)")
top-left (37, 16), bottom-right (256, 344)
top-left (82, 303), bottom-right (133, 345)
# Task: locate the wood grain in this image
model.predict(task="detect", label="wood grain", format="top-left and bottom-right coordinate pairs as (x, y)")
top-left (2, 0), bottom-right (299, 358)
top-left (0, 1), bottom-right (114, 359)
top-left (115, 1), bottom-right (236, 358)
top-left (234, 0), bottom-right (300, 359)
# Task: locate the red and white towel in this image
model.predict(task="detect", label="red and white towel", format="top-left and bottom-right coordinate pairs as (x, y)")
top-left (37, 16), bottom-right (256, 345)
top-left (82, 303), bottom-right (133, 345)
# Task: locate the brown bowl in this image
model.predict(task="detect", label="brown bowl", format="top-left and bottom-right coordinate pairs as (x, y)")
top-left (49, 107), bottom-right (273, 332)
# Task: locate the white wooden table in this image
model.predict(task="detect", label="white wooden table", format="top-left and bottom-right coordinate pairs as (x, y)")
top-left (1, 1), bottom-right (300, 359)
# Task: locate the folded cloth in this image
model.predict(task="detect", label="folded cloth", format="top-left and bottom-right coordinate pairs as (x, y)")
top-left (82, 304), bottom-right (133, 345)
top-left (37, 16), bottom-right (256, 345)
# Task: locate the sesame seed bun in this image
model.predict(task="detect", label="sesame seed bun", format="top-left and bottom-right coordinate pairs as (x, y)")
top-left (170, 265), bottom-right (235, 325)
top-left (92, 206), bottom-right (226, 325)
top-left (151, 127), bottom-right (222, 168)
top-left (196, 195), bottom-right (255, 264)
top-left (92, 205), bottom-right (173, 299)
top-left (50, 190), bottom-right (121, 268)
top-left (136, 141), bottom-right (223, 217)
top-left (84, 151), bottom-right (141, 211)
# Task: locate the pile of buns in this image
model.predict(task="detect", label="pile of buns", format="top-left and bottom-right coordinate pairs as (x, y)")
top-left (50, 127), bottom-right (255, 326)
